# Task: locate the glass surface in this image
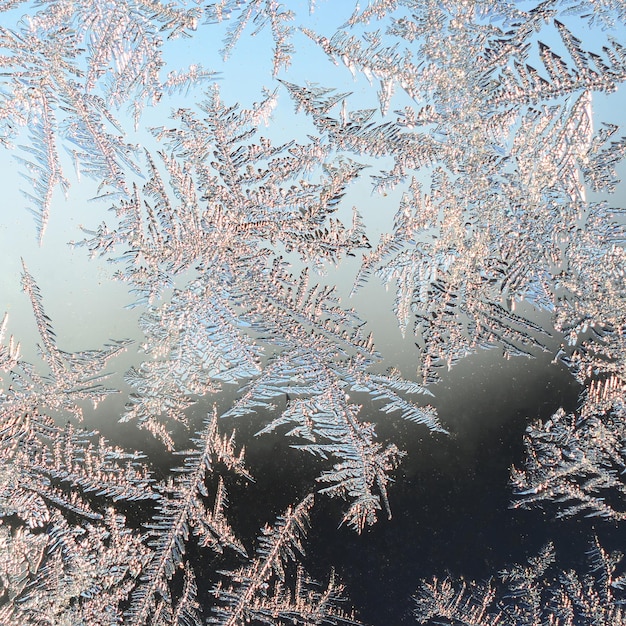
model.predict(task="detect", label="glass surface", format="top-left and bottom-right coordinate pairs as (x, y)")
top-left (0, 2), bottom-right (625, 625)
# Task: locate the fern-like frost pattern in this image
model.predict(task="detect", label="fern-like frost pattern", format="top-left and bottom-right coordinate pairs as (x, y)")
top-left (0, 0), bottom-right (625, 624)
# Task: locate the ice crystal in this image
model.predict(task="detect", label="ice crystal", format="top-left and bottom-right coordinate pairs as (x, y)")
top-left (209, 495), bottom-right (362, 626)
top-left (414, 539), bottom-right (626, 626)
top-left (511, 404), bottom-right (626, 521)
top-left (1, 0), bottom-right (626, 624)
top-left (79, 82), bottom-right (441, 528)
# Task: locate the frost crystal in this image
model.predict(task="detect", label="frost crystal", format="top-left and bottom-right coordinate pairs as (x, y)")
top-left (414, 539), bottom-right (626, 626)
top-left (1, 0), bottom-right (626, 624)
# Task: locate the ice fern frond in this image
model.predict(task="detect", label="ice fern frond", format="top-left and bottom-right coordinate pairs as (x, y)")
top-left (0, 328), bottom-right (156, 528)
top-left (80, 0), bottom-right (204, 105)
top-left (415, 540), bottom-right (626, 626)
top-left (20, 259), bottom-right (62, 377)
top-left (120, 284), bottom-right (263, 445)
top-left (491, 19), bottom-right (626, 105)
top-left (150, 563), bottom-right (203, 626)
top-left (292, 389), bottom-right (406, 532)
top-left (279, 78), bottom-right (438, 192)
top-left (82, 85), bottom-right (366, 295)
top-left (0, 22), bottom-right (74, 242)
top-left (126, 409), bottom-right (250, 626)
top-left (0, 509), bottom-right (149, 625)
top-left (1, 420), bottom-right (157, 526)
top-left (78, 85), bottom-right (440, 530)
top-left (355, 171), bottom-right (553, 384)
top-left (205, 0), bottom-right (295, 76)
top-left (223, 262), bottom-right (440, 529)
top-left (300, 26), bottom-right (419, 115)
top-left (582, 121), bottom-right (626, 194)
top-left (511, 405), bottom-right (626, 521)
top-left (15, 92), bottom-right (69, 245)
top-left (282, 4), bottom-right (626, 392)
top-left (0, 0), bottom-right (212, 241)
top-left (209, 494), bottom-right (363, 626)
top-left (0, 267), bottom-right (156, 616)
top-left (15, 261), bottom-right (132, 420)
top-left (343, 0), bottom-right (401, 27)
top-left (0, 312), bottom-right (20, 372)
